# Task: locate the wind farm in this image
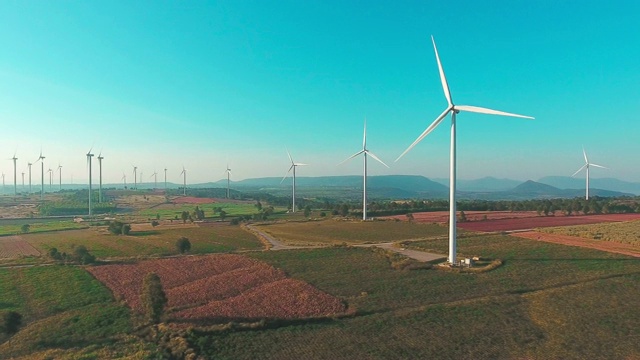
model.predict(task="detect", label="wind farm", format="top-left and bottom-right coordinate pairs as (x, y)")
top-left (0, 2), bottom-right (638, 359)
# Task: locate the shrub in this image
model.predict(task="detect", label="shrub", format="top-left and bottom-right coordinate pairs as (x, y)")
top-left (176, 237), bottom-right (191, 254)
top-left (48, 247), bottom-right (63, 260)
top-left (20, 224), bottom-right (30, 233)
top-left (320, 212), bottom-right (326, 217)
top-left (140, 273), bottom-right (167, 324)
top-left (2, 311), bottom-right (22, 335)
top-left (151, 220), bottom-right (160, 227)
top-left (230, 218), bottom-right (240, 225)
top-left (73, 245), bottom-right (96, 264)
top-left (108, 221), bottom-right (131, 235)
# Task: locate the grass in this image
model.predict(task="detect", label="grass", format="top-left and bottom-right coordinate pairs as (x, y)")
top-left (189, 235), bottom-right (640, 359)
top-left (0, 265), bottom-right (157, 359)
top-left (137, 202), bottom-right (278, 220)
top-left (0, 221), bottom-right (87, 236)
top-left (538, 220), bottom-right (640, 245)
top-left (22, 223), bottom-right (263, 260)
top-left (255, 219), bottom-right (449, 246)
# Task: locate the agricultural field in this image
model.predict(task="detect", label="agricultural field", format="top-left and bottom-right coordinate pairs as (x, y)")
top-left (7, 222), bottom-right (262, 261)
top-left (384, 210), bottom-right (541, 222)
top-left (456, 213), bottom-right (640, 232)
top-left (88, 254), bottom-right (347, 322)
top-left (0, 265), bottom-right (156, 359)
top-left (0, 220), bottom-right (87, 236)
top-left (254, 219), bottom-right (450, 246)
top-left (538, 220), bottom-right (640, 246)
top-left (137, 201), bottom-right (275, 220)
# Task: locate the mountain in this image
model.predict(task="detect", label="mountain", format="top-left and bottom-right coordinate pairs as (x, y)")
top-left (433, 176), bottom-right (523, 191)
top-left (538, 176), bottom-right (640, 195)
top-left (511, 180), bottom-right (564, 196)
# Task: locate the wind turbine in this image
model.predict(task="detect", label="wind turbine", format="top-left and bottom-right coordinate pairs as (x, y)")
top-left (56, 164), bottom-right (62, 190)
top-left (27, 162), bottom-right (32, 194)
top-left (97, 152), bottom-right (104, 202)
top-left (151, 170), bottom-right (158, 189)
top-left (179, 166), bottom-right (186, 196)
top-left (21, 171), bottom-right (25, 191)
top-left (48, 168), bottom-right (53, 190)
top-left (396, 36), bottom-right (534, 265)
top-left (139, 170), bottom-right (143, 188)
top-left (339, 119), bottom-right (389, 220)
top-left (34, 150), bottom-right (45, 200)
top-left (164, 168), bottom-right (167, 190)
top-left (281, 149), bottom-right (307, 212)
top-left (572, 147), bottom-right (607, 200)
top-left (225, 164), bottom-right (232, 199)
top-left (121, 173), bottom-right (127, 188)
top-left (10, 152), bottom-right (18, 196)
top-left (87, 148), bottom-right (94, 216)
top-left (132, 166), bottom-right (137, 190)
top-left (1, 173), bottom-right (4, 194)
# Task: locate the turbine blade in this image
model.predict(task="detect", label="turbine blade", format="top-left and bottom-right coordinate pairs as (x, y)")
top-left (338, 150), bottom-right (365, 165)
top-left (280, 165), bottom-right (294, 184)
top-left (590, 163), bottom-right (607, 169)
top-left (286, 148), bottom-right (293, 164)
top-left (365, 150), bottom-right (390, 168)
top-left (455, 105), bottom-right (534, 119)
top-left (432, 36), bottom-right (453, 106)
top-left (571, 164), bottom-right (588, 177)
top-left (583, 147), bottom-right (588, 164)
top-left (395, 106), bottom-right (452, 162)
top-left (294, 163), bottom-right (308, 166)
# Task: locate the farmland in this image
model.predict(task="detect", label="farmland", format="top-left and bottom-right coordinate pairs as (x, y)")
top-left (456, 213), bottom-right (640, 232)
top-left (254, 219), bottom-right (450, 246)
top-left (538, 219), bottom-right (640, 245)
top-left (87, 254), bottom-right (348, 322)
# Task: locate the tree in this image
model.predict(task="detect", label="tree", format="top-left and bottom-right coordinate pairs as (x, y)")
top-left (303, 205), bottom-right (311, 218)
top-left (140, 273), bottom-right (167, 324)
top-left (339, 204), bottom-right (349, 217)
top-left (406, 212), bottom-right (414, 222)
top-left (20, 224), bottom-right (30, 234)
top-left (219, 210), bottom-right (227, 221)
top-left (73, 245), bottom-right (96, 264)
top-left (176, 237), bottom-right (191, 254)
top-left (458, 211), bottom-right (467, 223)
top-left (2, 311), bottom-right (22, 335)
top-left (255, 201), bottom-right (262, 211)
top-left (181, 211), bottom-right (189, 224)
top-left (108, 221), bottom-right (131, 235)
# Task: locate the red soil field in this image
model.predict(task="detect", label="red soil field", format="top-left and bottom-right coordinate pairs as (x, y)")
top-left (385, 211), bottom-right (540, 223)
top-left (0, 236), bottom-right (41, 258)
top-left (457, 213), bottom-right (640, 232)
top-left (514, 231), bottom-right (640, 258)
top-left (171, 196), bottom-right (218, 204)
top-left (87, 254), bottom-right (346, 322)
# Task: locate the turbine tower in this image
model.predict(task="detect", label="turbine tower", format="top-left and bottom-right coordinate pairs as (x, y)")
top-left (396, 36), bottom-right (533, 265)
top-left (180, 167), bottom-right (186, 196)
top-left (21, 171), bottom-right (25, 191)
top-left (572, 147), bottom-right (607, 200)
top-left (27, 162), bottom-right (32, 194)
top-left (151, 171), bottom-right (158, 189)
top-left (48, 168), bottom-right (53, 190)
top-left (11, 152), bottom-right (18, 196)
top-left (225, 164), bottom-right (232, 199)
top-left (87, 148), bottom-right (94, 216)
top-left (132, 166), bottom-right (137, 190)
top-left (97, 153), bottom-right (104, 202)
top-left (35, 151), bottom-right (45, 200)
top-left (339, 119), bottom-right (389, 220)
top-left (56, 164), bottom-right (62, 190)
top-left (121, 173), bottom-right (127, 188)
top-left (164, 168), bottom-right (167, 190)
top-left (281, 149), bottom-right (307, 212)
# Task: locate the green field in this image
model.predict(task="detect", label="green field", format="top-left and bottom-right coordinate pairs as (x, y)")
top-left (23, 223), bottom-right (263, 259)
top-left (255, 219), bottom-right (450, 245)
top-left (137, 202), bottom-right (283, 220)
top-left (0, 266), bottom-right (156, 359)
top-left (0, 220), bottom-right (87, 237)
top-left (539, 220), bottom-right (640, 245)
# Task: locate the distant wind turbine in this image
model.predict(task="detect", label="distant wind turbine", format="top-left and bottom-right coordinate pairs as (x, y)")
top-left (121, 173), bottom-right (127, 188)
top-left (180, 167), bottom-right (187, 196)
top-left (56, 164), bottom-right (62, 191)
top-left (225, 164), bottom-right (232, 199)
top-left (27, 162), bottom-right (32, 194)
top-left (34, 150), bottom-right (45, 200)
top-left (339, 119), bottom-right (389, 220)
top-left (97, 152), bottom-right (104, 202)
top-left (21, 171), bottom-right (25, 191)
top-left (10, 152), bottom-right (18, 196)
top-left (281, 149), bottom-right (307, 212)
top-left (132, 166), bottom-right (137, 190)
top-left (48, 168), bottom-right (53, 190)
top-left (151, 170), bottom-right (158, 189)
top-left (572, 147), bottom-right (607, 200)
top-left (396, 36), bottom-right (534, 265)
top-left (87, 148), bottom-right (94, 216)
top-left (164, 168), bottom-right (167, 190)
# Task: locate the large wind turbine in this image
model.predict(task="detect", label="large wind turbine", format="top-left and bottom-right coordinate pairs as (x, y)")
top-left (339, 119), bottom-right (389, 220)
top-left (35, 151), bottom-right (45, 199)
top-left (27, 162), bottom-right (32, 194)
top-left (180, 167), bottom-right (186, 196)
top-left (56, 164), bottom-right (62, 190)
top-left (225, 164), bottom-right (232, 199)
top-left (396, 36), bottom-right (534, 265)
top-left (87, 148), bottom-right (94, 216)
top-left (97, 152), bottom-right (104, 202)
top-left (48, 168), bottom-right (53, 190)
top-left (132, 166), bottom-right (137, 190)
top-left (281, 149), bottom-right (307, 212)
top-left (151, 170), bottom-right (158, 189)
top-left (572, 147), bottom-right (607, 200)
top-left (11, 152), bottom-right (18, 196)
top-left (21, 171), bottom-right (25, 191)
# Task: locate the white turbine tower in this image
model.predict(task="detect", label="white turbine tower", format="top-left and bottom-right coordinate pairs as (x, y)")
top-left (132, 166), bottom-right (137, 190)
top-left (48, 168), bottom-right (53, 190)
top-left (396, 36), bottom-right (534, 265)
top-left (225, 164), bottom-right (232, 199)
top-left (11, 152), bottom-right (18, 196)
top-left (97, 152), bottom-right (104, 202)
top-left (34, 151), bottom-right (45, 200)
top-left (87, 148), bottom-right (94, 216)
top-left (572, 147), bottom-right (607, 200)
top-left (21, 171), bottom-right (25, 191)
top-left (164, 168), bottom-right (167, 191)
top-left (180, 167), bottom-right (187, 196)
top-left (281, 149), bottom-right (307, 212)
top-left (151, 171), bottom-right (158, 189)
top-left (27, 162), bottom-right (32, 194)
top-left (121, 173), bottom-right (127, 188)
top-left (56, 164), bottom-right (62, 191)
top-left (339, 119), bottom-right (389, 220)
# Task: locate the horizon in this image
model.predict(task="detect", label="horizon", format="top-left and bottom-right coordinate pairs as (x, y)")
top-left (1, 2), bottom-right (638, 184)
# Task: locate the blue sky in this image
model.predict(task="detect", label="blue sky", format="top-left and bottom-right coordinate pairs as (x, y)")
top-left (0, 1), bottom-right (638, 185)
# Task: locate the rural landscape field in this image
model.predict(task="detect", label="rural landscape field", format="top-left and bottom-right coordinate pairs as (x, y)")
top-left (0, 188), bottom-right (638, 359)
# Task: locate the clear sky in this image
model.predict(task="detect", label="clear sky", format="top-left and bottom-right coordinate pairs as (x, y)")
top-left (0, 1), bottom-right (638, 185)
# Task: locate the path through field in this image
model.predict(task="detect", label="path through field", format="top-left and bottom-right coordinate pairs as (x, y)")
top-left (0, 235), bottom-right (41, 258)
top-left (513, 231), bottom-right (640, 258)
top-left (246, 224), bottom-right (446, 262)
